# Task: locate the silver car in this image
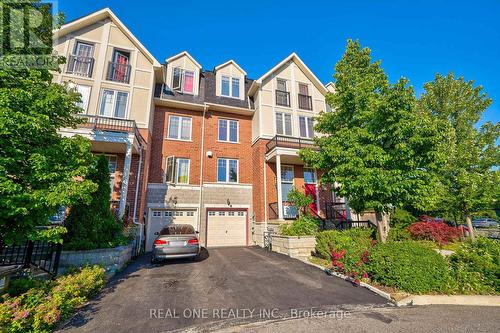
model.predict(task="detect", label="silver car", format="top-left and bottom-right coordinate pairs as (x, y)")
top-left (472, 218), bottom-right (499, 228)
top-left (151, 224), bottom-right (200, 263)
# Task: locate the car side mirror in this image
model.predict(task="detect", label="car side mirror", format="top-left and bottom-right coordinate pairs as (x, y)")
top-left (154, 232), bottom-right (159, 235)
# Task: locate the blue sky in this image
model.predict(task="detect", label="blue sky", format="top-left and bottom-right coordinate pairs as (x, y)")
top-left (59, 0), bottom-right (499, 124)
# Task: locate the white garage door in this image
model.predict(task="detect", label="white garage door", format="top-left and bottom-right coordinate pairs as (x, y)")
top-left (207, 210), bottom-right (247, 247)
top-left (146, 209), bottom-right (198, 251)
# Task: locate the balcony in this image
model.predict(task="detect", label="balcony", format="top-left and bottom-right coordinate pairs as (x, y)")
top-left (74, 114), bottom-right (145, 146)
top-left (66, 55), bottom-right (94, 77)
top-left (298, 94), bottom-right (313, 110)
top-left (107, 61), bottom-right (131, 84)
top-left (266, 135), bottom-right (316, 153)
top-left (275, 90), bottom-right (290, 107)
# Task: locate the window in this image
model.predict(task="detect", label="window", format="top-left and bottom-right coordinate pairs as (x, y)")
top-left (164, 211), bottom-right (173, 217)
top-left (218, 119), bottom-right (238, 143)
top-left (221, 75), bottom-right (240, 98)
top-left (218, 211), bottom-right (225, 216)
top-left (299, 116), bottom-right (314, 138)
top-left (152, 211), bottom-right (161, 217)
top-left (104, 155), bottom-right (117, 199)
top-left (160, 224), bottom-right (195, 235)
top-left (217, 158), bottom-right (238, 183)
top-left (186, 211), bottom-right (194, 217)
top-left (298, 84), bottom-right (312, 110)
top-left (75, 85), bottom-right (91, 113)
top-left (304, 167), bottom-right (317, 184)
top-left (108, 49), bottom-right (130, 83)
top-left (237, 211), bottom-right (245, 216)
top-left (174, 211), bottom-right (184, 216)
top-left (165, 157), bottom-right (190, 184)
top-left (68, 41), bottom-right (94, 77)
top-left (281, 165), bottom-right (294, 202)
top-left (208, 211), bottom-right (216, 216)
top-left (228, 211), bottom-right (235, 216)
top-left (276, 79), bottom-right (290, 107)
top-left (168, 115), bottom-right (192, 140)
top-left (276, 112), bottom-right (292, 136)
top-left (99, 89), bottom-right (128, 118)
top-left (172, 67), bottom-right (195, 94)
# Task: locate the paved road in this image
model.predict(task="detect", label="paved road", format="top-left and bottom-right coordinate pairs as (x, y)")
top-left (57, 246), bottom-right (389, 332)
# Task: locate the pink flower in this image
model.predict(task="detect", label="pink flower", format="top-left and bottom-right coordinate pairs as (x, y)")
top-left (362, 272), bottom-right (369, 279)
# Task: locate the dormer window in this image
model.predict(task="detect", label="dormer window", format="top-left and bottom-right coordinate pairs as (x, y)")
top-left (172, 67), bottom-right (195, 94)
top-left (221, 75), bottom-right (240, 98)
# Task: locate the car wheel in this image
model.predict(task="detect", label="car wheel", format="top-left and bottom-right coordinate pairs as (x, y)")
top-left (151, 255), bottom-right (157, 264)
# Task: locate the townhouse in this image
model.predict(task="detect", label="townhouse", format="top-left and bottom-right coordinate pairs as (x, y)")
top-left (52, 8), bottom-right (354, 251)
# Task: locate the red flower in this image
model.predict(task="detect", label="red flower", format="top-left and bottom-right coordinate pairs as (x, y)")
top-left (362, 272), bottom-right (368, 279)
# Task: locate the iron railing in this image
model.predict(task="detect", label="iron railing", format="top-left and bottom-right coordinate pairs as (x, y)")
top-left (0, 240), bottom-right (62, 276)
top-left (275, 90), bottom-right (290, 107)
top-left (266, 135), bottom-right (316, 153)
top-left (298, 94), bottom-right (313, 110)
top-left (74, 114), bottom-right (146, 147)
top-left (107, 61), bottom-right (131, 83)
top-left (66, 55), bottom-right (94, 77)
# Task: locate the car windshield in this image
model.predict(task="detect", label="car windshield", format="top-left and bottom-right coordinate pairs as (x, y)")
top-left (159, 224), bottom-right (195, 235)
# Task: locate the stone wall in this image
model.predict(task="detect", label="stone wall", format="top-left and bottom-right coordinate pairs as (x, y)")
top-left (271, 235), bottom-right (316, 261)
top-left (252, 222), bottom-right (281, 247)
top-left (58, 244), bottom-right (132, 277)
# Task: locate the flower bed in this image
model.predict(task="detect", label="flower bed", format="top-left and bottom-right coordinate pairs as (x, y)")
top-left (0, 266), bottom-right (105, 333)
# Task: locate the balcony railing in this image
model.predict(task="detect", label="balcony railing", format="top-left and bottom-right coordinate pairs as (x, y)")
top-left (66, 55), bottom-right (94, 77)
top-left (266, 135), bottom-right (316, 153)
top-left (107, 61), bottom-right (131, 83)
top-left (298, 94), bottom-right (313, 110)
top-left (275, 90), bottom-right (290, 107)
top-left (74, 114), bottom-right (145, 146)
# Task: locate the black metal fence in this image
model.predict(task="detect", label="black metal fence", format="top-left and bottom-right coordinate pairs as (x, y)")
top-left (0, 240), bottom-right (62, 277)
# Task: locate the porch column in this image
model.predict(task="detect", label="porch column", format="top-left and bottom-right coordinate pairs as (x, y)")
top-left (276, 154), bottom-right (283, 220)
top-left (118, 140), bottom-right (133, 217)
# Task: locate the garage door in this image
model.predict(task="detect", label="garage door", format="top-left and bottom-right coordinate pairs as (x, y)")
top-left (146, 209), bottom-right (198, 251)
top-left (207, 210), bottom-right (247, 247)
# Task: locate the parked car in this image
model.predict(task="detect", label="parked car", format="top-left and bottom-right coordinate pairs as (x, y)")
top-left (152, 224), bottom-right (200, 263)
top-left (418, 215), bottom-right (445, 223)
top-left (472, 218), bottom-right (499, 229)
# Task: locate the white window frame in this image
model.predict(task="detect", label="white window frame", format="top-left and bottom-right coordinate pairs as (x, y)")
top-left (98, 89), bottom-right (129, 119)
top-left (172, 67), bottom-right (196, 94)
top-left (220, 75), bottom-right (240, 98)
top-left (74, 84), bottom-right (91, 113)
top-left (303, 167), bottom-right (317, 184)
top-left (276, 112), bottom-right (293, 136)
top-left (217, 158), bottom-right (239, 183)
top-left (281, 165), bottom-right (294, 183)
top-left (165, 156), bottom-right (190, 184)
top-left (299, 116), bottom-right (314, 138)
top-left (152, 211), bottom-right (161, 217)
top-left (167, 115), bottom-right (192, 141)
top-left (218, 118), bottom-right (239, 143)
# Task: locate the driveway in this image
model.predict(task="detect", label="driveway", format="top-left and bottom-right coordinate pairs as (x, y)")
top-left (58, 247), bottom-right (390, 333)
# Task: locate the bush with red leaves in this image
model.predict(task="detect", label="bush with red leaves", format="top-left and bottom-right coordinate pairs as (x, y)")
top-left (408, 222), bottom-right (462, 245)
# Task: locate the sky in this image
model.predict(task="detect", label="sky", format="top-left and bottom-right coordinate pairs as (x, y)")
top-left (59, 0), bottom-right (500, 125)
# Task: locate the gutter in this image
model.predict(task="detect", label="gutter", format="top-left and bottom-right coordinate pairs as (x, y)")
top-left (197, 104), bottom-right (208, 241)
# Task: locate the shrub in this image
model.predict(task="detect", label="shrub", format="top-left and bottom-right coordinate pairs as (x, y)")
top-left (387, 225), bottom-right (412, 242)
top-left (280, 215), bottom-right (319, 236)
top-left (449, 237), bottom-right (500, 294)
top-left (390, 208), bottom-right (416, 227)
top-left (315, 228), bottom-right (373, 259)
top-left (366, 241), bottom-right (454, 293)
top-left (408, 222), bottom-right (461, 245)
top-left (0, 266), bottom-right (105, 333)
top-left (64, 156), bottom-right (124, 250)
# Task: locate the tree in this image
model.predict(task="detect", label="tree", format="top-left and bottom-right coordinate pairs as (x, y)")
top-left (418, 73), bottom-right (499, 240)
top-left (64, 155), bottom-right (123, 250)
top-left (0, 1), bottom-right (96, 245)
top-left (301, 40), bottom-right (443, 242)
top-left (287, 187), bottom-right (314, 217)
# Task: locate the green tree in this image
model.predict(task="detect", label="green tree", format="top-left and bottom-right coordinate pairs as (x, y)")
top-left (64, 155), bottom-right (123, 250)
top-left (418, 73), bottom-right (499, 240)
top-left (301, 40), bottom-right (443, 242)
top-left (0, 1), bottom-right (96, 245)
top-left (287, 187), bottom-right (314, 217)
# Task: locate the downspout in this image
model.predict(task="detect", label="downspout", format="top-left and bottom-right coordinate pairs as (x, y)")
top-left (132, 145), bottom-right (144, 253)
top-left (197, 104), bottom-right (208, 239)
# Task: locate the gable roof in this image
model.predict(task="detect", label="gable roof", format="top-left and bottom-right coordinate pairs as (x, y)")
top-left (248, 52), bottom-right (327, 96)
top-left (325, 81), bottom-right (335, 93)
top-left (214, 60), bottom-right (247, 75)
top-left (54, 8), bottom-right (161, 67)
top-left (165, 51), bottom-right (202, 69)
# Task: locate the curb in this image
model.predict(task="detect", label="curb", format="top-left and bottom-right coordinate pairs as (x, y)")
top-left (301, 260), bottom-right (394, 303)
top-left (395, 295), bottom-right (500, 307)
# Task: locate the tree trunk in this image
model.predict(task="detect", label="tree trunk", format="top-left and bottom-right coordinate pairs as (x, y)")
top-left (375, 211), bottom-right (390, 243)
top-left (465, 214), bottom-right (476, 241)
